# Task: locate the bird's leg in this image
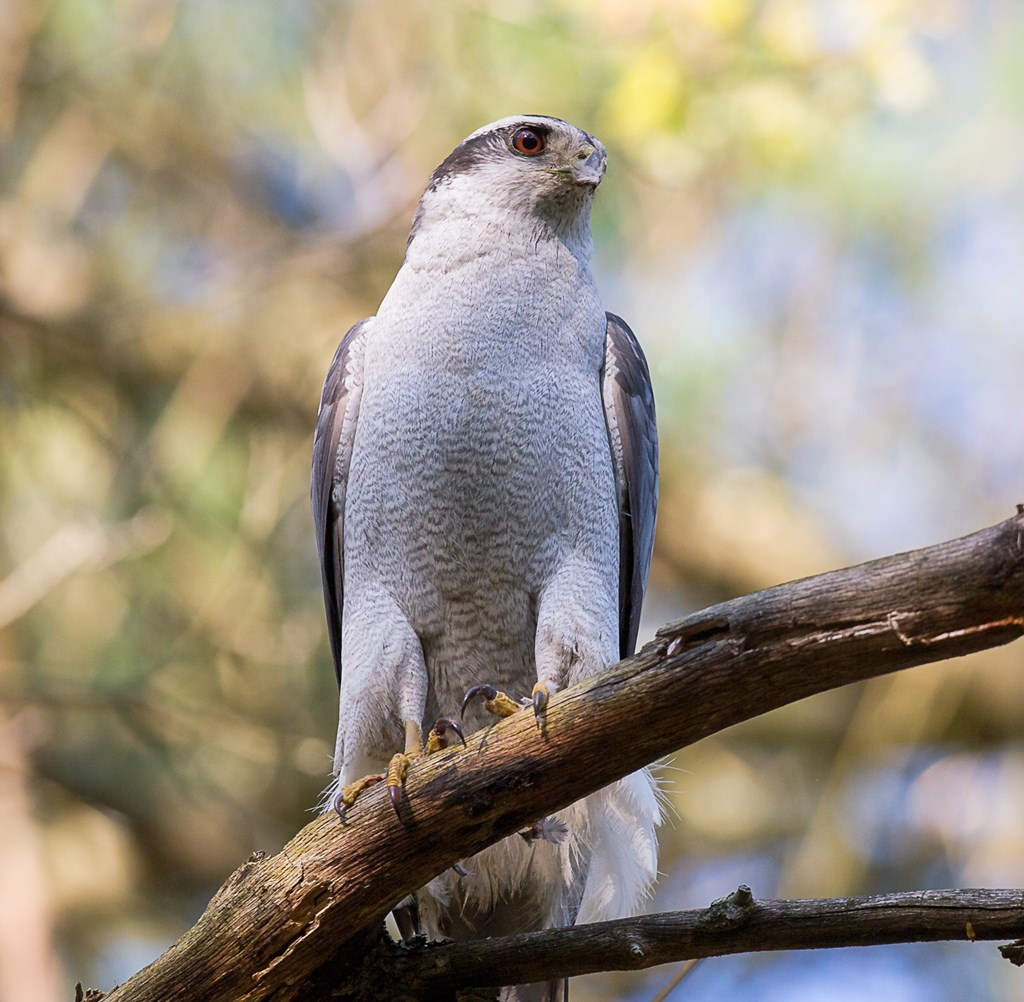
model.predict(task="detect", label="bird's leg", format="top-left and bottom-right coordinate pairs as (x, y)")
top-left (385, 720), bottom-right (423, 813)
top-left (532, 643), bottom-right (568, 724)
top-left (387, 716), bottom-right (466, 813)
top-left (391, 895), bottom-right (422, 942)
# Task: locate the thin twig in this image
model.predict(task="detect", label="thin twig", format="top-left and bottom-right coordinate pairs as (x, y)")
top-left (649, 958), bottom-right (701, 1002)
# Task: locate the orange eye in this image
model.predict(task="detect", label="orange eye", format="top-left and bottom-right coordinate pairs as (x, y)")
top-left (512, 128), bottom-right (545, 156)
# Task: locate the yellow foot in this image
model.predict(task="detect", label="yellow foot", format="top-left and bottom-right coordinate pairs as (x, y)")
top-left (388, 717), bottom-right (466, 813)
top-left (387, 750), bottom-right (418, 812)
top-left (423, 716), bottom-right (466, 755)
top-left (333, 773), bottom-right (385, 820)
top-left (461, 684), bottom-right (526, 719)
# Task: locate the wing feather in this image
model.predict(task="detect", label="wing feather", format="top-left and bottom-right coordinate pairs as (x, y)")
top-left (601, 313), bottom-right (658, 659)
top-left (311, 318), bottom-right (373, 684)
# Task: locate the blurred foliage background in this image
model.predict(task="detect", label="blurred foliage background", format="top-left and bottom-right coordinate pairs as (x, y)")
top-left (1, 1), bottom-right (1023, 1000)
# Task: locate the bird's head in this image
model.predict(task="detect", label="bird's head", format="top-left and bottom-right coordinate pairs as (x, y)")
top-left (430, 116), bottom-right (607, 195)
top-left (407, 116), bottom-right (607, 255)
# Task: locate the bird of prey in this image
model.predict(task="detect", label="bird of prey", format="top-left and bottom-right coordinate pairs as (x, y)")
top-left (311, 115), bottom-right (660, 1002)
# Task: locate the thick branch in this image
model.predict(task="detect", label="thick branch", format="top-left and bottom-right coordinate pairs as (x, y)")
top-left (389, 887), bottom-right (1024, 993)
top-left (100, 511), bottom-right (1024, 1002)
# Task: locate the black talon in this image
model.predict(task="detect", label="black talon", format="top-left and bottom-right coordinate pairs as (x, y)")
top-left (461, 683), bottom-right (499, 718)
top-left (389, 783), bottom-right (403, 816)
top-left (337, 790), bottom-right (354, 822)
top-left (433, 715), bottom-right (467, 748)
top-left (532, 687), bottom-right (549, 718)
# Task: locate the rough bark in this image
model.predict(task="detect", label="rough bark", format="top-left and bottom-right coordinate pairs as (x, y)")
top-left (95, 510), bottom-right (1024, 1001)
top-left (377, 887), bottom-right (1024, 998)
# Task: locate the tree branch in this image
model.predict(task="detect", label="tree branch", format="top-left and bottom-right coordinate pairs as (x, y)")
top-left (383, 887), bottom-right (1024, 994)
top-left (98, 510), bottom-right (1024, 1002)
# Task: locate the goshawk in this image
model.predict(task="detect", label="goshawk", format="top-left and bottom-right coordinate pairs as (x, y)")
top-left (312, 115), bottom-right (660, 1002)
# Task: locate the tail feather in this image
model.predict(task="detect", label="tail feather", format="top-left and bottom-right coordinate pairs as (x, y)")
top-left (576, 767), bottom-right (661, 924)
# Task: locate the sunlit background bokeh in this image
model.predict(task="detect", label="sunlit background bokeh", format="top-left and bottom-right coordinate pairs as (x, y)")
top-left (2, 1), bottom-right (1023, 1000)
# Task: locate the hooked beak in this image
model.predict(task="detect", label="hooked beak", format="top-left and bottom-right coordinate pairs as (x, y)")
top-left (570, 143), bottom-right (606, 188)
top-left (545, 141), bottom-right (607, 189)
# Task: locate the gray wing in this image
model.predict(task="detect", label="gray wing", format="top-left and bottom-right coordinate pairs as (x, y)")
top-left (602, 313), bottom-right (659, 659)
top-left (311, 318), bottom-right (373, 684)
